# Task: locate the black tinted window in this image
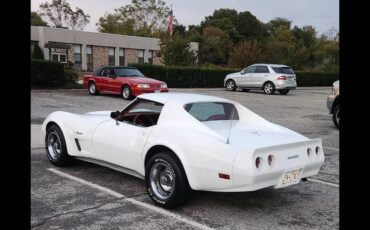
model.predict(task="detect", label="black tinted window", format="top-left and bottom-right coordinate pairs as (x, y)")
top-left (184, 102), bottom-right (239, 122)
top-left (272, 67), bottom-right (294, 74)
top-left (99, 68), bottom-right (108, 76)
top-left (115, 68), bottom-right (144, 77)
top-left (255, 66), bottom-right (269, 73)
top-left (245, 66), bottom-right (257, 73)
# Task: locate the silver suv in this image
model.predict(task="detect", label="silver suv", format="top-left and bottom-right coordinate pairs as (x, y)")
top-left (224, 64), bottom-right (297, 95)
top-left (327, 80), bottom-right (339, 129)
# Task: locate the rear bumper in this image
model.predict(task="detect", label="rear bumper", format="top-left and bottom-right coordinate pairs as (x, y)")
top-left (132, 88), bottom-right (169, 96)
top-left (274, 81), bottom-right (297, 90)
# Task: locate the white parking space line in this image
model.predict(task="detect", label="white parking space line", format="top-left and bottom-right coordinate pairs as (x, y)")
top-left (47, 168), bottom-right (214, 230)
top-left (307, 178), bottom-right (339, 188)
top-left (323, 147), bottom-right (339, 151)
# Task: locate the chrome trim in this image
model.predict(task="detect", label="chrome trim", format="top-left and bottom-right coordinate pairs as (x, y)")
top-left (75, 157), bottom-right (144, 179)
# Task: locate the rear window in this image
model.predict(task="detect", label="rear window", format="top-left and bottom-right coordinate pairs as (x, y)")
top-left (272, 67), bottom-right (295, 74)
top-left (184, 102), bottom-right (239, 122)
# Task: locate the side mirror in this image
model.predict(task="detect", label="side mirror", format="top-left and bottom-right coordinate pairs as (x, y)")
top-left (110, 111), bottom-right (119, 119)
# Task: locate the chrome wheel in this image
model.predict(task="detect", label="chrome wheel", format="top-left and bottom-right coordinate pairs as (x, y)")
top-left (149, 162), bottom-right (175, 200)
top-left (89, 83), bottom-right (96, 94)
top-left (264, 83), bottom-right (274, 94)
top-left (47, 132), bottom-right (62, 160)
top-left (122, 87), bottom-right (130, 99)
top-left (226, 80), bottom-right (236, 91)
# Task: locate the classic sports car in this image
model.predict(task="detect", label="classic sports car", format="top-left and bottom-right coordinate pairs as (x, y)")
top-left (42, 93), bottom-right (325, 208)
top-left (83, 66), bottom-right (169, 100)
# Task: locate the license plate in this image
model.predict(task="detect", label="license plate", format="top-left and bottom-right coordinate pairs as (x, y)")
top-left (154, 90), bottom-right (160, 93)
top-left (276, 169), bottom-right (302, 188)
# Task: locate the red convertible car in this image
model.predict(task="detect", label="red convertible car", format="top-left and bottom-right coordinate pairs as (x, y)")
top-left (83, 66), bottom-right (169, 100)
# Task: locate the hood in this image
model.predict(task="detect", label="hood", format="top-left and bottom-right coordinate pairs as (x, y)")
top-left (227, 72), bottom-right (241, 78)
top-left (117, 76), bottom-right (164, 85)
top-left (202, 120), bottom-right (307, 151)
top-left (84, 111), bottom-right (112, 116)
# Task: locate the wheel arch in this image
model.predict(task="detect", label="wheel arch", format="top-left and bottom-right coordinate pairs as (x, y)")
top-left (262, 80), bottom-right (275, 89)
top-left (331, 95), bottom-right (340, 113)
top-left (143, 144), bottom-right (193, 189)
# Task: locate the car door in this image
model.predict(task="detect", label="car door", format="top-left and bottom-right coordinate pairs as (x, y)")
top-left (250, 65), bottom-right (270, 88)
top-left (239, 66), bottom-right (257, 87)
top-left (106, 68), bottom-right (122, 93)
top-left (91, 99), bottom-right (163, 173)
top-left (96, 67), bottom-right (110, 93)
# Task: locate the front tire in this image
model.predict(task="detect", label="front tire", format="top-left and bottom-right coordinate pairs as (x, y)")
top-left (45, 124), bottom-right (74, 166)
top-left (279, 89), bottom-right (290, 95)
top-left (226, 80), bottom-right (236, 91)
top-left (122, 85), bottom-right (133, 100)
top-left (89, 82), bottom-right (99, 95)
top-left (263, 82), bottom-right (275, 95)
top-left (332, 105), bottom-right (339, 129)
top-left (145, 152), bottom-right (191, 209)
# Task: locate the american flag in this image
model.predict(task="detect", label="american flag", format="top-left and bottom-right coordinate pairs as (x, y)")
top-left (168, 9), bottom-right (174, 36)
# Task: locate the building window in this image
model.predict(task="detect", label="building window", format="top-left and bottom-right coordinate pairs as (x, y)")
top-left (86, 45), bottom-right (93, 71)
top-left (138, 50), bottom-right (144, 64)
top-left (51, 53), bottom-right (67, 63)
top-left (119, 48), bottom-right (125, 66)
top-left (148, 50), bottom-right (153, 64)
top-left (74, 44), bottom-right (82, 70)
top-left (108, 47), bottom-right (115, 66)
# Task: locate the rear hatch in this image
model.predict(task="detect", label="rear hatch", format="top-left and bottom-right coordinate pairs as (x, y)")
top-left (271, 66), bottom-right (296, 82)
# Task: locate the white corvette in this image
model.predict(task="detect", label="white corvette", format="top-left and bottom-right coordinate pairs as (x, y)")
top-left (42, 93), bottom-right (325, 208)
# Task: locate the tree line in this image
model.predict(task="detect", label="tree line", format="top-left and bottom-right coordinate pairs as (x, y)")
top-left (31, 0), bottom-right (338, 71)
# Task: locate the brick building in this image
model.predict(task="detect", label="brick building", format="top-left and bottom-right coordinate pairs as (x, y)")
top-left (31, 26), bottom-right (199, 71)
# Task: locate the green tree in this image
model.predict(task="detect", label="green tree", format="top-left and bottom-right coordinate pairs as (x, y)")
top-left (97, 0), bottom-right (171, 37)
top-left (266, 17), bottom-right (292, 35)
top-left (198, 27), bottom-right (233, 65)
top-left (228, 40), bottom-right (266, 68)
top-left (266, 27), bottom-right (309, 69)
top-left (236, 11), bottom-right (268, 42)
top-left (38, 0), bottom-right (90, 30)
top-left (312, 34), bottom-right (339, 71)
top-left (32, 44), bottom-right (44, 60)
top-left (160, 34), bottom-right (196, 66)
top-left (31, 12), bottom-right (48, 26)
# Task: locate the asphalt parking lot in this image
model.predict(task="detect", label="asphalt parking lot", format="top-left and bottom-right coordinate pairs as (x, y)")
top-left (31, 87), bottom-right (339, 229)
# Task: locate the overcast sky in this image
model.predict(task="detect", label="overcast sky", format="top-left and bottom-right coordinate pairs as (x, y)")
top-left (31, 0), bottom-right (339, 35)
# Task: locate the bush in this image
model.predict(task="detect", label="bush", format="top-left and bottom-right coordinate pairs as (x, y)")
top-left (32, 44), bottom-right (44, 60)
top-left (130, 64), bottom-right (338, 87)
top-left (31, 59), bottom-right (65, 86)
top-left (295, 71), bottom-right (339, 86)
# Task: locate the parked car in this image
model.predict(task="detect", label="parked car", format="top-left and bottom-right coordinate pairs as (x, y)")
top-left (83, 66), bottom-right (169, 100)
top-left (224, 64), bottom-right (297, 95)
top-left (42, 93), bottom-right (324, 208)
top-left (327, 80), bottom-right (339, 129)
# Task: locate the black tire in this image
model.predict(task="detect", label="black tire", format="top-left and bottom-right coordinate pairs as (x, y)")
top-left (88, 82), bottom-right (99, 95)
top-left (242, 89), bottom-right (250, 92)
top-left (122, 85), bottom-right (133, 100)
top-left (226, 80), bottom-right (236, 91)
top-left (145, 152), bottom-right (191, 209)
top-left (279, 89), bottom-right (290, 95)
top-left (263, 82), bottom-right (275, 95)
top-left (45, 124), bottom-right (74, 166)
top-left (332, 105), bottom-right (339, 129)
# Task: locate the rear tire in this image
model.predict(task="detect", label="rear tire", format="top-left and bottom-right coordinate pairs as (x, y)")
top-left (45, 124), bottom-right (74, 166)
top-left (263, 82), bottom-right (275, 95)
top-left (226, 80), bottom-right (236, 91)
top-left (88, 82), bottom-right (99, 95)
top-left (332, 105), bottom-right (339, 129)
top-left (279, 89), bottom-right (290, 95)
top-left (122, 85), bottom-right (133, 100)
top-left (145, 152), bottom-right (191, 209)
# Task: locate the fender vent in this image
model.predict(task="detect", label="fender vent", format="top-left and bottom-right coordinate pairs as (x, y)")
top-left (74, 138), bottom-right (81, 151)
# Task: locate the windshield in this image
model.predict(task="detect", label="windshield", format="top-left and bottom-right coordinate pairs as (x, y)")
top-left (184, 102), bottom-right (239, 122)
top-left (271, 67), bottom-right (294, 74)
top-left (115, 68), bottom-right (144, 77)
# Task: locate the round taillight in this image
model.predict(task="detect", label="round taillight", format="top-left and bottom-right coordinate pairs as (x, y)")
top-left (255, 157), bottom-right (261, 168)
top-left (268, 155), bottom-right (273, 166)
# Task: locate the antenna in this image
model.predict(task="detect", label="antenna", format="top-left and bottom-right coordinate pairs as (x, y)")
top-left (226, 105), bottom-right (235, 144)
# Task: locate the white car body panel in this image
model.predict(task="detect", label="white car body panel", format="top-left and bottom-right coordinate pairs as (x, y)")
top-left (42, 93), bottom-right (324, 192)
